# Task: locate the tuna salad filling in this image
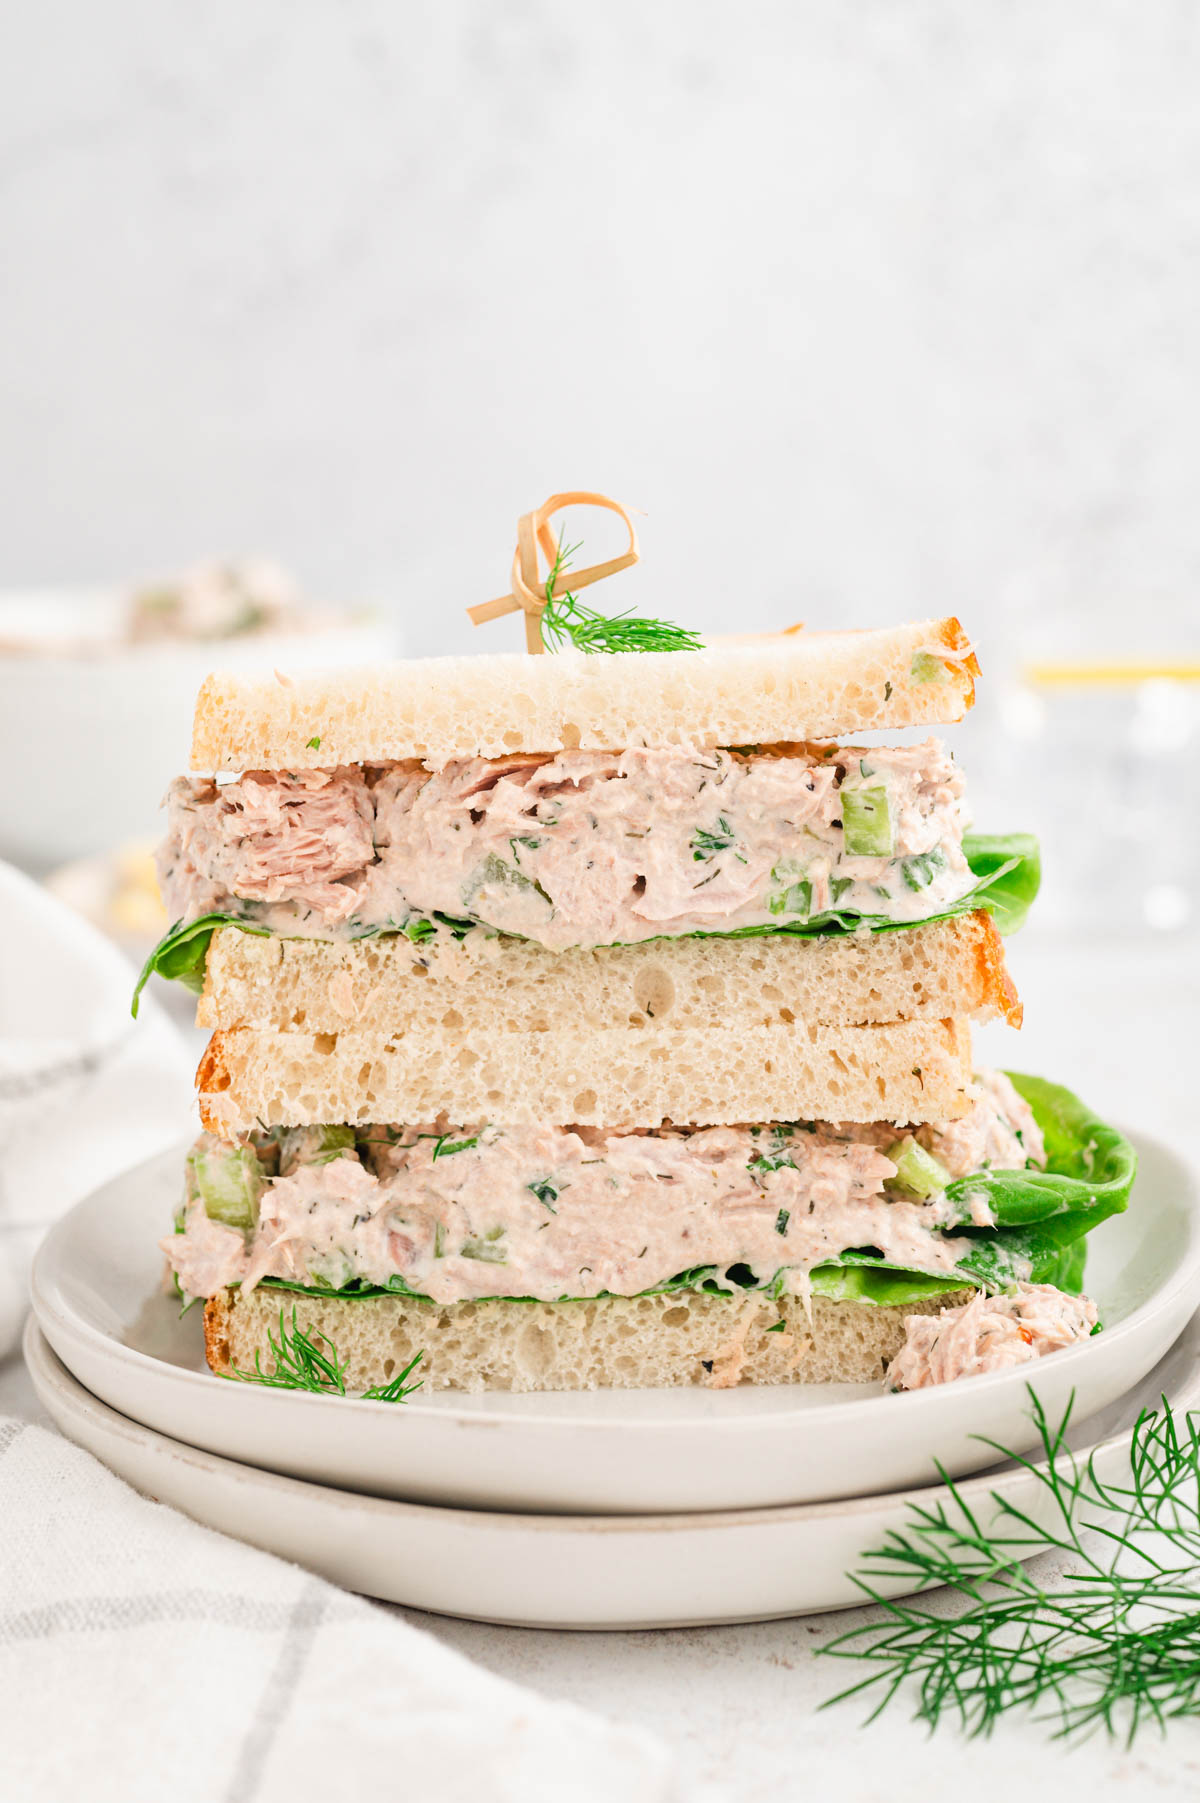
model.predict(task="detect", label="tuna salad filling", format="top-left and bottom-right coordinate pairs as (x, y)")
top-left (887, 1283), bottom-right (1099, 1390)
top-left (158, 739), bottom-right (974, 953)
top-left (165, 1070), bottom-right (1044, 1308)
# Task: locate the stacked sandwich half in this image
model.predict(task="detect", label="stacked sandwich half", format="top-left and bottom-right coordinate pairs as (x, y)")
top-left (145, 618), bottom-right (1134, 1392)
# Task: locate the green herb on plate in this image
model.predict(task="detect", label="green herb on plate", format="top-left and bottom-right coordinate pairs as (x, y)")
top-left (822, 1391), bottom-right (1200, 1745)
top-left (227, 1308), bottom-right (423, 1402)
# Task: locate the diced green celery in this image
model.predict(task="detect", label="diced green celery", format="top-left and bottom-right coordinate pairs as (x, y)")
top-left (315, 1125), bottom-right (356, 1162)
top-left (841, 788), bottom-right (894, 857)
top-left (187, 1145), bottom-right (263, 1231)
top-left (768, 880), bottom-right (812, 917)
top-left (884, 1136), bottom-right (952, 1199)
top-left (767, 860), bottom-right (812, 917)
top-left (280, 1124), bottom-right (356, 1169)
top-left (461, 1227), bottom-right (508, 1263)
top-left (910, 651), bottom-right (946, 683)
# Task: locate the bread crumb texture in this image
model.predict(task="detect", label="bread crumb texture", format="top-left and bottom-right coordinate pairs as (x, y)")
top-left (204, 1285), bottom-right (975, 1392)
top-left (200, 911), bottom-right (1019, 1034)
top-left (196, 1017), bottom-right (976, 1134)
top-left (190, 620), bottom-right (977, 770)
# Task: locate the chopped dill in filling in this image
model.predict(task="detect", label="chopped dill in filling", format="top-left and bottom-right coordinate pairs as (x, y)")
top-left (157, 738), bottom-right (976, 955)
top-left (165, 1073), bottom-right (1051, 1309)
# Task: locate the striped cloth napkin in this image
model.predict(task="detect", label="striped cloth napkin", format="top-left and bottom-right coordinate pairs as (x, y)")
top-left (0, 863), bottom-right (684, 1800)
top-left (0, 1414), bottom-right (679, 1802)
top-left (0, 858), bottom-right (196, 1358)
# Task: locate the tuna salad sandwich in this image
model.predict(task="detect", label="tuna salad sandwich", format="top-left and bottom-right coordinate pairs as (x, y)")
top-left (138, 511), bottom-right (1132, 1393)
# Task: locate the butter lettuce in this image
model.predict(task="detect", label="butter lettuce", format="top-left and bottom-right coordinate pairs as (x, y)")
top-left (712, 833), bottom-right (1041, 943)
top-left (132, 833), bottom-right (1040, 1012)
top-left (132, 912), bottom-right (270, 1016)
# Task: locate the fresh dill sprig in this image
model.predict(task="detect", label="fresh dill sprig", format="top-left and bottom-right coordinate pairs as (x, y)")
top-left (539, 531), bottom-right (703, 655)
top-left (362, 1355), bottom-right (426, 1403)
top-left (227, 1307), bottom-right (423, 1403)
top-left (821, 1390), bottom-right (1200, 1746)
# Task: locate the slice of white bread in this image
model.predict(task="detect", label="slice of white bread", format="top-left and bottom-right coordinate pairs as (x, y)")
top-left (203, 1283), bottom-right (974, 1392)
top-left (199, 912), bottom-right (1020, 1035)
top-left (196, 1017), bottom-right (975, 1134)
top-left (190, 618), bottom-right (978, 770)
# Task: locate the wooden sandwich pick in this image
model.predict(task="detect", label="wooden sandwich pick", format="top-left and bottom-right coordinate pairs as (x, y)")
top-left (467, 491), bottom-right (641, 653)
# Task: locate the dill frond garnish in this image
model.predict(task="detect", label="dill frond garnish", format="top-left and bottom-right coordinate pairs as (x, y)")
top-left (821, 1390), bottom-right (1200, 1745)
top-left (364, 1357), bottom-right (427, 1403)
top-left (539, 532), bottom-right (702, 656)
top-left (227, 1307), bottom-right (423, 1403)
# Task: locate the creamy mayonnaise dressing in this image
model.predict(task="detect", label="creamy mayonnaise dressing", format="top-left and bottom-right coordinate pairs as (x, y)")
top-left (158, 739), bottom-right (973, 951)
top-left (887, 1282), bottom-right (1098, 1390)
top-left (164, 1072), bottom-right (1043, 1305)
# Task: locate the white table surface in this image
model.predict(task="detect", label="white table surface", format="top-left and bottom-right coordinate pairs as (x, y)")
top-left (5, 930), bottom-right (1199, 1800)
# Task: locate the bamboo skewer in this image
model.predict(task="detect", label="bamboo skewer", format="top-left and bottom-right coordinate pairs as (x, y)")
top-left (467, 490), bottom-right (641, 653)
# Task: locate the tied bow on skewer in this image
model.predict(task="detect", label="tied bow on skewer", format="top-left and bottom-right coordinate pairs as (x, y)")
top-left (466, 491), bottom-right (703, 655)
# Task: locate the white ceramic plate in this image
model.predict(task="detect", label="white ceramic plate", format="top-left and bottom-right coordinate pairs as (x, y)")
top-left (26, 1312), bottom-right (1200, 1627)
top-left (32, 1134), bottom-right (1200, 1516)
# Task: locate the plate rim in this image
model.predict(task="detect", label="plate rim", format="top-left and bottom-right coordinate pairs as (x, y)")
top-left (26, 1311), bottom-right (1200, 1534)
top-left (30, 1126), bottom-right (1200, 1436)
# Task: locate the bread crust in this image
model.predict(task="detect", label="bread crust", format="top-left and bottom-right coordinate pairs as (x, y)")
top-left (202, 1283), bottom-right (976, 1392)
top-left (189, 618), bottom-right (978, 771)
top-left (973, 913), bottom-right (1022, 1028)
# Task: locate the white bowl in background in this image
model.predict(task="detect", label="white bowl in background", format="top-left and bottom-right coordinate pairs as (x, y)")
top-left (0, 591), bottom-right (395, 868)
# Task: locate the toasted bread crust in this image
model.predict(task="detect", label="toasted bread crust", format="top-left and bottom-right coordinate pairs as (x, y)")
top-left (973, 912), bottom-right (1022, 1028)
top-left (933, 614), bottom-right (982, 703)
top-left (194, 1035), bottom-right (230, 1102)
top-left (203, 1291), bottom-right (233, 1375)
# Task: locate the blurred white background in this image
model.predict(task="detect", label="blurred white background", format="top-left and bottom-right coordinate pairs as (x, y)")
top-left (3, 2), bottom-right (1200, 653)
top-left (0, 3), bottom-right (1197, 924)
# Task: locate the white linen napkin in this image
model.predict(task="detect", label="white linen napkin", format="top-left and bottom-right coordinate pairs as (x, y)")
top-left (0, 859), bottom-right (195, 1359)
top-left (0, 1415), bottom-right (679, 1803)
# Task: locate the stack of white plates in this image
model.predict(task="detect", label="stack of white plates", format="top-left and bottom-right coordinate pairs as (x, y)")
top-left (28, 1133), bottom-right (1200, 1628)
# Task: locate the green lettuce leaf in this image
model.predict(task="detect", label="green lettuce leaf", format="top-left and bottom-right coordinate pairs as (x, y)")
top-left (775, 1075), bottom-right (1133, 1304)
top-left (131, 913), bottom-right (272, 1017)
top-left (956, 833), bottom-right (1042, 935)
top-left (940, 1074), bottom-right (1137, 1229)
top-left (133, 833), bottom-right (1040, 1007)
top-left (701, 833), bottom-right (1040, 945)
top-left (248, 1076), bottom-right (1132, 1312)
